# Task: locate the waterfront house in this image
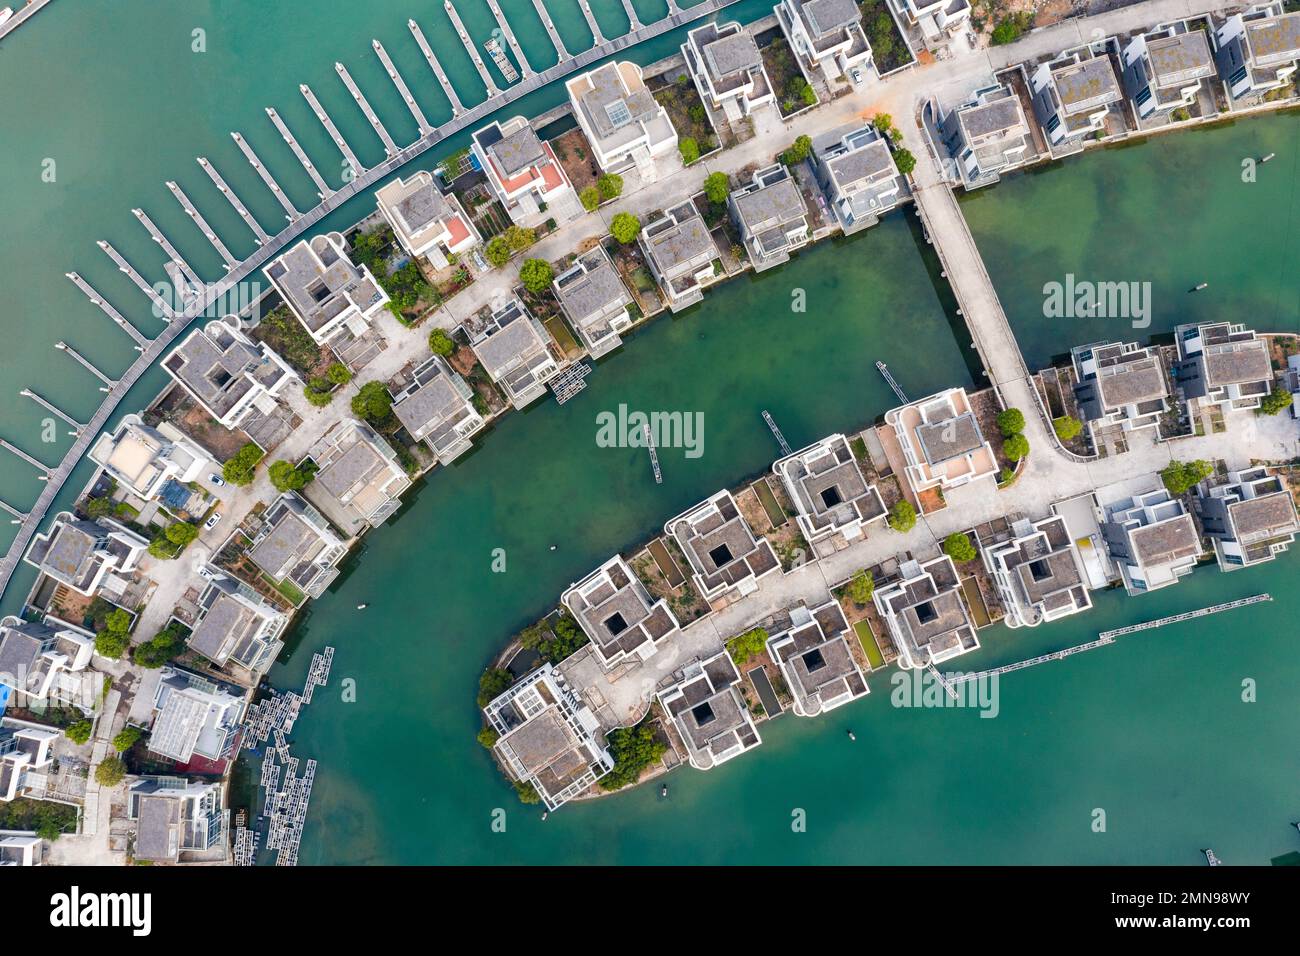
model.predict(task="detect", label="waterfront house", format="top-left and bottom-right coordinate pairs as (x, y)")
top-left (146, 666), bottom-right (246, 765)
top-left (374, 170), bottom-right (480, 268)
top-left (470, 116), bottom-right (580, 226)
top-left (88, 415), bottom-right (209, 504)
top-left (0, 718), bottom-right (59, 802)
top-left (551, 247), bottom-right (634, 358)
top-left (562, 555), bottom-right (681, 669)
top-left (565, 61), bottom-right (678, 183)
top-left (938, 84), bottom-right (1034, 188)
top-left (665, 489), bottom-right (781, 604)
top-left (483, 663), bottom-right (613, 811)
top-left (884, 388), bottom-right (998, 502)
top-left (773, 434), bottom-right (886, 546)
top-left (728, 164), bottom-right (811, 273)
top-left (810, 124), bottom-right (906, 234)
top-left (186, 571), bottom-right (288, 677)
top-left (775, 0), bottom-right (874, 86)
top-left (1028, 52), bottom-right (1123, 147)
top-left (873, 555), bottom-right (979, 668)
top-left (1071, 341), bottom-right (1170, 436)
top-left (466, 298), bottom-right (560, 408)
top-left (163, 319), bottom-right (297, 432)
top-left (1287, 353), bottom-right (1300, 417)
top-left (1100, 488), bottom-right (1202, 595)
top-left (982, 515), bottom-right (1092, 628)
top-left (264, 233), bottom-right (390, 347)
top-left (0, 617), bottom-right (94, 709)
top-left (640, 201), bottom-right (720, 312)
top-left (24, 512), bottom-right (148, 598)
top-left (245, 493), bottom-right (348, 601)
top-left (890, 0), bottom-right (971, 52)
top-left (127, 776), bottom-right (227, 865)
top-left (1195, 467), bottom-right (1299, 571)
top-left (1119, 28), bottom-right (1215, 121)
top-left (657, 650), bottom-right (762, 770)
top-left (1172, 322), bottom-right (1274, 413)
top-left (681, 20), bottom-right (776, 122)
top-left (0, 834), bottom-right (42, 866)
top-left (1213, 8), bottom-right (1300, 104)
top-left (390, 354), bottom-right (485, 463)
top-left (304, 420), bottom-right (412, 533)
top-left (767, 601), bottom-right (868, 716)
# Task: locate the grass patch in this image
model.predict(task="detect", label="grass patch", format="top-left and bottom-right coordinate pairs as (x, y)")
top-left (854, 619), bottom-right (885, 670)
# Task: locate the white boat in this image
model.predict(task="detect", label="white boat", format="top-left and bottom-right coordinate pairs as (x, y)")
top-left (1202, 848), bottom-right (1222, 866)
top-left (0, 8), bottom-right (14, 27)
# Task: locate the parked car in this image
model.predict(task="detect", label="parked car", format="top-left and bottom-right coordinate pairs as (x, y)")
top-left (204, 512), bottom-right (222, 530)
top-left (207, 473), bottom-right (225, 487)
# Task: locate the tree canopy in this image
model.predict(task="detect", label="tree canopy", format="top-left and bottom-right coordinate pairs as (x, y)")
top-left (222, 442), bottom-right (264, 486)
top-left (888, 499), bottom-right (917, 533)
top-left (1258, 385), bottom-right (1291, 416)
top-left (704, 171), bottom-right (730, 204)
top-left (351, 381), bottom-right (393, 426)
top-left (1160, 459), bottom-right (1213, 495)
top-left (597, 173), bottom-right (623, 200)
top-left (679, 137), bottom-right (700, 165)
top-left (781, 134), bottom-right (812, 165)
top-left (94, 608), bottom-right (132, 659)
top-left (269, 459), bottom-right (317, 492)
top-left (996, 407), bottom-right (1026, 436)
top-left (727, 626), bottom-right (768, 666)
top-left (65, 720), bottom-right (93, 745)
top-left (599, 721), bottom-right (667, 791)
top-left (893, 148), bottom-right (916, 175)
top-left (429, 328), bottom-right (456, 357)
top-left (943, 532), bottom-right (977, 563)
top-left (610, 212), bottom-right (641, 244)
top-left (846, 569), bottom-right (874, 605)
top-left (94, 756), bottom-right (127, 788)
top-left (1053, 415), bottom-right (1083, 441)
top-left (1003, 433), bottom-right (1030, 461)
top-left (519, 257), bottom-right (554, 294)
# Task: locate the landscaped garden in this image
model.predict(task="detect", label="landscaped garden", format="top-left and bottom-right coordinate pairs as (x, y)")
top-left (860, 0), bottom-right (915, 74)
top-left (649, 72), bottom-right (720, 159)
top-left (759, 34), bottom-right (818, 117)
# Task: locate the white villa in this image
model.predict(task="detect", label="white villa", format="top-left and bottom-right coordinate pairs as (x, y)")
top-left (89, 415), bottom-right (209, 503)
top-left (562, 555), bottom-right (680, 669)
top-left (681, 20), bottom-right (776, 122)
top-left (767, 601), bottom-right (869, 716)
top-left (773, 434), bottom-right (886, 546)
top-left (1212, 8), bottom-right (1300, 103)
top-left (264, 233), bottom-right (390, 346)
top-left (565, 61), bottom-right (678, 182)
top-left (375, 171), bottom-right (480, 267)
top-left (0, 617), bottom-right (95, 709)
top-left (885, 388), bottom-right (998, 501)
top-left (1196, 467), bottom-right (1300, 571)
top-left (24, 512), bottom-right (148, 598)
top-left (982, 515), bottom-right (1093, 628)
top-left (186, 571), bottom-right (289, 677)
top-left (775, 0), bottom-right (874, 85)
top-left (665, 489), bottom-right (781, 604)
top-left (470, 116), bottom-right (580, 225)
top-left (873, 555), bottom-right (979, 668)
top-left (1100, 487), bottom-right (1203, 595)
top-left (164, 319), bottom-right (297, 431)
top-left (657, 650), bottom-right (762, 770)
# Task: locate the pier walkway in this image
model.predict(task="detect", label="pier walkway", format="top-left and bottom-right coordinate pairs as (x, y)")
top-left (0, 0), bottom-right (53, 42)
top-left (0, 0), bottom-right (743, 603)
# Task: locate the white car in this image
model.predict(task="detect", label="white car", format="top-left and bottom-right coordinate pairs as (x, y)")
top-left (208, 473), bottom-right (225, 487)
top-left (204, 512), bottom-right (222, 530)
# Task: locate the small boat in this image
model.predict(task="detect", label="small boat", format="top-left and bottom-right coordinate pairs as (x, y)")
top-left (356, 603), bottom-right (368, 610)
top-left (1203, 848), bottom-right (1222, 866)
top-left (847, 729), bottom-right (856, 742)
top-left (541, 811), bottom-right (548, 821)
top-left (1191, 282), bottom-right (1209, 292)
top-left (1261, 153), bottom-right (1276, 163)
top-left (1292, 821), bottom-right (1300, 834)
top-left (0, 9), bottom-right (13, 28)
top-left (660, 784), bottom-right (668, 798)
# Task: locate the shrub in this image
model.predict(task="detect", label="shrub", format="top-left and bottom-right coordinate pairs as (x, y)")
top-left (65, 720), bottom-right (93, 745)
top-left (477, 727), bottom-right (499, 749)
top-left (1258, 385), bottom-right (1291, 416)
top-left (477, 668), bottom-right (513, 707)
top-left (351, 381), bottom-right (393, 425)
top-left (893, 147), bottom-right (917, 175)
top-left (1003, 433), bottom-right (1030, 461)
top-left (484, 236), bottom-right (511, 267)
top-left (325, 362), bottom-right (352, 386)
top-left (580, 186), bottom-right (601, 211)
top-left (519, 257), bottom-right (554, 294)
top-left (846, 569), bottom-right (874, 605)
top-left (679, 137), bottom-right (700, 165)
top-left (610, 212), bottom-right (641, 244)
top-left (600, 720), bottom-right (667, 791)
top-left (888, 499), bottom-right (917, 533)
top-left (781, 134), bottom-right (812, 165)
top-left (85, 497), bottom-right (113, 519)
top-left (1053, 415), bottom-right (1083, 441)
top-left (132, 623), bottom-right (186, 669)
top-left (94, 756), bottom-right (127, 788)
top-left (514, 781), bottom-right (541, 804)
top-left (166, 522), bottom-right (198, 548)
top-left (704, 171), bottom-right (730, 204)
top-left (996, 407), bottom-right (1026, 436)
top-left (112, 726), bottom-right (143, 753)
top-left (268, 459), bottom-right (317, 492)
top-left (502, 225), bottom-right (536, 253)
top-left (94, 608), bottom-right (132, 659)
top-left (1160, 459), bottom-right (1213, 495)
top-left (428, 328), bottom-right (456, 357)
top-left (596, 173), bottom-right (623, 200)
top-left (990, 13), bottom-right (1033, 46)
top-left (727, 627), bottom-right (769, 666)
top-left (221, 442), bottom-right (263, 486)
top-left (943, 532), bottom-right (977, 563)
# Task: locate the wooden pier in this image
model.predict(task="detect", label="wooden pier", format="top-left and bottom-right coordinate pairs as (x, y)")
top-left (197, 156), bottom-right (272, 244)
top-left (373, 39), bottom-right (432, 136)
top-left (54, 341), bottom-right (116, 387)
top-left (97, 241), bottom-right (176, 320)
top-left (444, 0), bottom-right (501, 97)
top-left (0, 0), bottom-right (53, 43)
top-left (132, 208), bottom-right (202, 289)
top-left (231, 131), bottom-right (300, 220)
top-left (643, 424), bottom-right (662, 484)
top-left (166, 180), bottom-right (239, 266)
top-left (875, 361), bottom-right (908, 403)
top-left (578, 0), bottom-right (606, 44)
top-left (300, 82), bottom-right (365, 178)
top-left (20, 388), bottom-right (84, 433)
top-left (762, 410), bottom-right (791, 456)
top-left (336, 61), bottom-right (399, 156)
top-left (529, 0), bottom-right (570, 60)
top-left (1097, 594), bottom-right (1271, 639)
top-left (65, 271), bottom-right (152, 346)
top-left (265, 107), bottom-right (332, 199)
top-left (408, 18), bottom-right (465, 115)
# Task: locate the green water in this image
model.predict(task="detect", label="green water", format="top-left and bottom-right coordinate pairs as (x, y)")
top-left (2, 3), bottom-right (1299, 866)
top-left (960, 111), bottom-right (1300, 370)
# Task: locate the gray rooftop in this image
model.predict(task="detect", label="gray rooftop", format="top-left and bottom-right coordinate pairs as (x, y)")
top-left (801, 0), bottom-right (861, 37)
top-left (264, 235), bottom-right (383, 335)
top-left (188, 591), bottom-right (267, 665)
top-left (134, 795), bottom-right (180, 862)
top-left (915, 413), bottom-right (985, 465)
top-left (391, 180), bottom-right (455, 235)
top-left (1053, 56), bottom-right (1121, 111)
top-left (490, 125), bottom-right (546, 176)
top-left (574, 62), bottom-right (661, 142)
top-left (1129, 513), bottom-right (1200, 566)
top-left (732, 175), bottom-right (806, 234)
top-left (553, 249), bottom-right (631, 323)
top-left (1146, 31), bottom-right (1214, 86)
top-left (1246, 13), bottom-right (1300, 65)
top-left (1229, 492), bottom-right (1299, 541)
top-left (643, 205), bottom-right (716, 277)
top-left (960, 96), bottom-right (1026, 140)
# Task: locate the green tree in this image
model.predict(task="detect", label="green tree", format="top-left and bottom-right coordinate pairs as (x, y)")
top-left (502, 225), bottom-right (536, 253)
top-left (268, 459), bottom-right (317, 492)
top-left (65, 720), bottom-right (93, 745)
top-left (85, 496), bottom-right (114, 519)
top-left (580, 185), bottom-right (601, 211)
top-left (599, 721), bottom-right (667, 791)
top-left (325, 362), bottom-right (352, 386)
top-left (485, 236), bottom-right (511, 267)
top-left (727, 626), bottom-right (768, 666)
top-left (112, 726), bottom-right (143, 753)
top-left (166, 522), bottom-right (198, 548)
top-left (351, 381), bottom-right (393, 425)
top-left (679, 137), bottom-right (700, 165)
top-left (893, 147), bottom-right (917, 175)
top-left (1053, 415), bottom-right (1083, 440)
top-left (1257, 385), bottom-right (1292, 416)
top-left (477, 667), bottom-right (513, 707)
top-left (781, 134), bottom-right (812, 165)
top-left (222, 442), bottom-right (264, 486)
top-left (94, 756), bottom-right (127, 788)
top-left (597, 173), bottom-right (623, 200)
top-left (704, 171), bottom-right (730, 204)
top-left (873, 113), bottom-right (894, 135)
top-left (94, 608), bottom-right (132, 659)
top-left (132, 623), bottom-right (186, 669)
top-left (943, 532), bottom-right (977, 563)
top-left (476, 727), bottom-right (499, 749)
top-left (996, 407), bottom-right (1026, 436)
top-left (846, 569), bottom-right (874, 605)
top-left (519, 257), bottom-right (554, 294)
top-left (1160, 459), bottom-right (1214, 495)
top-left (888, 499), bottom-right (917, 533)
top-left (610, 212), bottom-right (642, 244)
top-left (514, 781), bottom-right (541, 804)
top-left (1003, 433), bottom-right (1030, 461)
top-left (428, 328), bottom-right (456, 357)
